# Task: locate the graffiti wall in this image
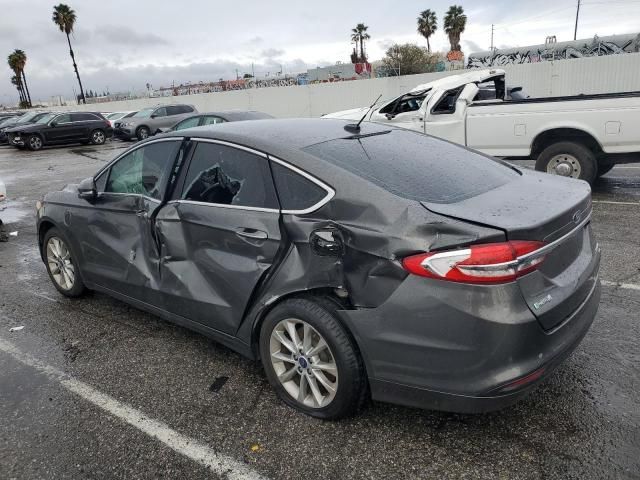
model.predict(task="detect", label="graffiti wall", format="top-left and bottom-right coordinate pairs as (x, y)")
top-left (467, 33), bottom-right (640, 68)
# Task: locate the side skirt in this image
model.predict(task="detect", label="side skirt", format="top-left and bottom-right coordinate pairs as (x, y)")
top-left (85, 281), bottom-right (255, 360)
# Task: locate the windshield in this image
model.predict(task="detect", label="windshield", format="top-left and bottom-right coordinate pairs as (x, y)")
top-left (133, 108), bottom-right (155, 118)
top-left (106, 112), bottom-right (125, 119)
top-left (36, 113), bottom-right (57, 124)
top-left (17, 111), bottom-right (40, 123)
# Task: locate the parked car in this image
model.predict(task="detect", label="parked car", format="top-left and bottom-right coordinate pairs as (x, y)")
top-left (0, 177), bottom-right (5, 225)
top-left (325, 68), bottom-right (640, 184)
top-left (105, 111), bottom-right (135, 129)
top-left (114, 104), bottom-right (197, 141)
top-left (7, 112), bottom-right (112, 151)
top-left (36, 118), bottom-right (600, 419)
top-left (0, 111), bottom-right (50, 144)
top-left (162, 110), bottom-right (274, 132)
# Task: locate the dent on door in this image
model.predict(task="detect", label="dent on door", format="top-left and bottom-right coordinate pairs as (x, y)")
top-left (154, 201), bottom-right (282, 335)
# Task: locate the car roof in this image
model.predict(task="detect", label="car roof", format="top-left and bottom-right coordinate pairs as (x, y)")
top-left (164, 117), bottom-right (392, 152)
top-left (408, 68), bottom-right (505, 94)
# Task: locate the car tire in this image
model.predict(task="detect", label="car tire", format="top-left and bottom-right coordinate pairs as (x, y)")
top-left (43, 227), bottom-right (86, 298)
top-left (27, 134), bottom-right (43, 151)
top-left (535, 141), bottom-right (597, 184)
top-left (89, 129), bottom-right (106, 145)
top-left (259, 297), bottom-right (367, 419)
top-left (597, 162), bottom-right (615, 178)
top-left (136, 126), bottom-right (150, 141)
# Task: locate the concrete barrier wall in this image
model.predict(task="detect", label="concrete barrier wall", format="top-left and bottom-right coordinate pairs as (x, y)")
top-left (52, 53), bottom-right (640, 116)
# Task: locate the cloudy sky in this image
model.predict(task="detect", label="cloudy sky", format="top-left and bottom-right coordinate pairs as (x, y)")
top-left (1, 0), bottom-right (639, 103)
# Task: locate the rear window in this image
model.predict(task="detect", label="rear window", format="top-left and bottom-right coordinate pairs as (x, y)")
top-left (302, 129), bottom-right (517, 204)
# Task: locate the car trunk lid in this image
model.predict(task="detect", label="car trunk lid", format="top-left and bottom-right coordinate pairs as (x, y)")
top-left (422, 172), bottom-right (599, 330)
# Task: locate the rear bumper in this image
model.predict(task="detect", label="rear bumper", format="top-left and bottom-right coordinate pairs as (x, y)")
top-left (339, 261), bottom-right (601, 413)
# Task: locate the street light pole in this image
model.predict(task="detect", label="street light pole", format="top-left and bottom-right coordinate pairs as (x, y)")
top-left (574, 0), bottom-right (581, 41)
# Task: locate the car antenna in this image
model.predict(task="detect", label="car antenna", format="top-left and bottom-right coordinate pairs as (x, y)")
top-left (344, 94), bottom-right (382, 134)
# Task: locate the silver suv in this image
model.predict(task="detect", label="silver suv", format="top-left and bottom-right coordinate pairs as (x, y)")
top-left (114, 104), bottom-right (197, 141)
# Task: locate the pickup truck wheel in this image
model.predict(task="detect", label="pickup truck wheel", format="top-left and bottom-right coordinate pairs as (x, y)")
top-left (597, 163), bottom-right (615, 178)
top-left (535, 142), bottom-right (596, 183)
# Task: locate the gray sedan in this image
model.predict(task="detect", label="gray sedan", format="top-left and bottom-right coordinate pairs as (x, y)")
top-left (36, 118), bottom-right (600, 419)
top-left (163, 110), bottom-right (274, 132)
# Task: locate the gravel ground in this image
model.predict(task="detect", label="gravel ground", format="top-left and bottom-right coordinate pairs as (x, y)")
top-left (0, 141), bottom-right (638, 479)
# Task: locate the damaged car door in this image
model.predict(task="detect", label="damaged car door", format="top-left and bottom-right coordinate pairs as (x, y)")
top-left (154, 139), bottom-right (283, 334)
top-left (81, 138), bottom-right (183, 304)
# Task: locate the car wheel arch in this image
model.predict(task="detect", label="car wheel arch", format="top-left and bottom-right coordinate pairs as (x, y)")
top-left (530, 127), bottom-right (603, 158)
top-left (38, 219), bottom-right (58, 260)
top-left (249, 288), bottom-right (360, 360)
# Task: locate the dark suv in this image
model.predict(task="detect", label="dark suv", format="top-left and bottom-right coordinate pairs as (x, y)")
top-left (114, 104), bottom-right (197, 141)
top-left (7, 112), bottom-right (113, 151)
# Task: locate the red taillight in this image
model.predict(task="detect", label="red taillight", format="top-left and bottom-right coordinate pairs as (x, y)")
top-left (402, 241), bottom-right (546, 284)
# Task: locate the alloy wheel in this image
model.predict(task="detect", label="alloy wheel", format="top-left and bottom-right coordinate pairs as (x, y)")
top-left (29, 136), bottom-right (42, 150)
top-left (46, 236), bottom-right (75, 290)
top-left (92, 130), bottom-right (105, 144)
top-left (269, 318), bottom-right (339, 408)
top-left (547, 153), bottom-right (582, 178)
top-left (138, 127), bottom-right (149, 139)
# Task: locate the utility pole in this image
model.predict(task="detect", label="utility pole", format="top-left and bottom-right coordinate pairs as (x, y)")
top-left (574, 0), bottom-right (581, 40)
top-left (490, 24), bottom-right (495, 65)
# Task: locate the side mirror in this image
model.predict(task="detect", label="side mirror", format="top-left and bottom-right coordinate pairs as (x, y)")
top-left (77, 177), bottom-right (97, 200)
top-left (50, 122), bottom-right (57, 127)
top-left (385, 113), bottom-right (396, 120)
top-left (150, 114), bottom-right (157, 119)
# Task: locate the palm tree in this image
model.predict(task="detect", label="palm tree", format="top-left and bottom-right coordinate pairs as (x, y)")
top-left (417, 9), bottom-right (438, 52)
top-left (11, 49), bottom-right (31, 107)
top-left (52, 3), bottom-right (86, 104)
top-left (351, 23), bottom-right (371, 62)
top-left (444, 5), bottom-right (467, 52)
top-left (7, 54), bottom-right (26, 106)
top-left (10, 75), bottom-right (26, 105)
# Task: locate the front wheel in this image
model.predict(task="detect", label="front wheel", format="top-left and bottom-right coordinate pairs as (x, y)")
top-left (43, 227), bottom-right (86, 298)
top-left (90, 129), bottom-right (106, 145)
top-left (136, 126), bottom-right (150, 141)
top-left (27, 134), bottom-right (43, 151)
top-left (535, 141), bottom-right (596, 184)
top-left (259, 297), bottom-right (367, 419)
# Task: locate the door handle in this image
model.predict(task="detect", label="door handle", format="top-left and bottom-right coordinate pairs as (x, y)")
top-left (236, 228), bottom-right (268, 240)
top-left (136, 209), bottom-right (148, 218)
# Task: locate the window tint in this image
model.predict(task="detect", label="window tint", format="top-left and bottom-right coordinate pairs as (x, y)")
top-left (166, 105), bottom-right (183, 116)
top-left (153, 107), bottom-right (167, 117)
top-left (55, 114), bottom-right (71, 123)
top-left (106, 141), bottom-right (180, 199)
top-left (271, 162), bottom-right (328, 211)
top-left (181, 142), bottom-right (278, 209)
top-left (72, 113), bottom-right (99, 122)
top-left (302, 130), bottom-right (517, 204)
top-left (174, 116), bottom-right (201, 131)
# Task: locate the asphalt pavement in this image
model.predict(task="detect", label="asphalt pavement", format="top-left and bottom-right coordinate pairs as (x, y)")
top-left (0, 141), bottom-right (638, 479)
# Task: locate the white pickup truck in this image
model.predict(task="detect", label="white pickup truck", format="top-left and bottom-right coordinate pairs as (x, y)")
top-left (325, 69), bottom-right (640, 184)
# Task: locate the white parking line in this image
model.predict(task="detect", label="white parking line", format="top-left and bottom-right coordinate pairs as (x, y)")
top-left (0, 338), bottom-right (267, 480)
top-left (601, 280), bottom-right (640, 291)
top-left (592, 200), bottom-right (639, 206)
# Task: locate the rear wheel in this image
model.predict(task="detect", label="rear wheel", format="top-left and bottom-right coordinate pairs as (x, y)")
top-left (90, 129), bottom-right (106, 145)
top-left (136, 126), bottom-right (150, 141)
top-left (259, 297), bottom-right (367, 419)
top-left (27, 134), bottom-right (43, 151)
top-left (535, 141), bottom-right (596, 184)
top-left (43, 228), bottom-right (86, 298)
top-left (597, 162), bottom-right (615, 178)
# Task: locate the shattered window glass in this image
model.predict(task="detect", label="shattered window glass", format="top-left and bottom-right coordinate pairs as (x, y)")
top-left (271, 162), bottom-right (327, 211)
top-left (181, 142), bottom-right (278, 209)
top-left (106, 141), bottom-right (180, 199)
top-left (303, 129), bottom-right (517, 204)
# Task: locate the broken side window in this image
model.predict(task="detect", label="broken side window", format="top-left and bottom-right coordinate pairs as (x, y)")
top-left (181, 142), bottom-right (278, 209)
